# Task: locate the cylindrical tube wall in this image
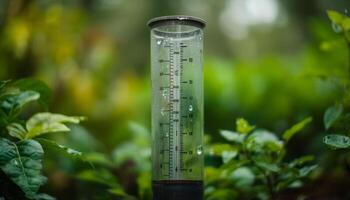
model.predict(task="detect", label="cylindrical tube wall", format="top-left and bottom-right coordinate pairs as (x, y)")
top-left (148, 16), bottom-right (205, 200)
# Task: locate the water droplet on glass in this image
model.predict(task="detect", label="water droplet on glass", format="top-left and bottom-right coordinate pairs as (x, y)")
top-left (196, 145), bottom-right (203, 155)
top-left (332, 23), bottom-right (343, 33)
top-left (199, 36), bottom-right (202, 41)
top-left (165, 132), bottom-right (169, 137)
top-left (160, 108), bottom-right (166, 116)
top-left (189, 105), bottom-right (193, 112)
top-left (156, 40), bottom-right (162, 46)
top-left (162, 89), bottom-right (168, 100)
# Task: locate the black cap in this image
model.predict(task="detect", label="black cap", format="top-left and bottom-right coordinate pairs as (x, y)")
top-left (148, 15), bottom-right (206, 29)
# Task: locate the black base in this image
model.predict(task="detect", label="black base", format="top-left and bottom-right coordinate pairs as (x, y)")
top-left (152, 180), bottom-right (203, 200)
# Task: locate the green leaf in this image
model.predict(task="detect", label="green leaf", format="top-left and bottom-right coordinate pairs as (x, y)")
top-left (0, 138), bottom-right (46, 199)
top-left (220, 130), bottom-right (245, 143)
top-left (7, 123), bottom-right (27, 140)
top-left (1, 91), bottom-right (40, 118)
top-left (327, 10), bottom-right (350, 32)
top-left (324, 104), bottom-right (343, 130)
top-left (289, 155), bottom-right (315, 167)
top-left (13, 79), bottom-right (52, 109)
top-left (327, 10), bottom-right (345, 24)
top-left (208, 144), bottom-right (236, 156)
top-left (25, 112), bottom-right (85, 139)
top-left (323, 134), bottom-right (350, 149)
top-left (229, 167), bottom-right (255, 188)
top-left (76, 169), bottom-right (119, 187)
top-left (37, 139), bottom-right (84, 161)
top-left (222, 151), bottom-right (238, 164)
top-left (34, 194), bottom-right (56, 200)
top-left (283, 117), bottom-right (312, 143)
top-left (255, 161), bottom-right (280, 172)
top-left (236, 118), bottom-right (255, 134)
top-left (299, 165), bottom-right (318, 177)
top-left (246, 130), bottom-right (283, 153)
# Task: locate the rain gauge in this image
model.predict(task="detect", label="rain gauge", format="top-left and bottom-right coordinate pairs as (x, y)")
top-left (148, 16), bottom-right (205, 200)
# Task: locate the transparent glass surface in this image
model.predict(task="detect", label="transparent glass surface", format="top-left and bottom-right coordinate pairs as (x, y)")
top-left (151, 22), bottom-right (203, 181)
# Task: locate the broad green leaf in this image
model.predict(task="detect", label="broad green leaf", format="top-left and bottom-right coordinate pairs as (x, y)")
top-left (7, 123), bottom-right (27, 140)
top-left (327, 10), bottom-right (345, 24)
top-left (323, 134), bottom-right (350, 149)
top-left (236, 118), bottom-right (255, 134)
top-left (283, 117), bottom-right (312, 143)
top-left (37, 139), bottom-right (84, 161)
top-left (25, 112), bottom-right (85, 139)
top-left (1, 91), bottom-right (40, 118)
top-left (0, 138), bottom-right (46, 199)
top-left (13, 79), bottom-right (52, 109)
top-left (220, 130), bottom-right (245, 143)
top-left (324, 104), bottom-right (343, 130)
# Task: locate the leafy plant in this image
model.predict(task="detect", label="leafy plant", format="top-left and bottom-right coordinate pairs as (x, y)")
top-left (322, 10), bottom-right (350, 149)
top-left (0, 79), bottom-right (85, 199)
top-left (205, 118), bottom-right (316, 200)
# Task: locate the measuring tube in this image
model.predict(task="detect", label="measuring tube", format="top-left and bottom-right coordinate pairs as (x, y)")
top-left (148, 16), bottom-right (205, 200)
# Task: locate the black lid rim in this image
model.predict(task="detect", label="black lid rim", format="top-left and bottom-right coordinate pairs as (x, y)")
top-left (148, 15), bottom-right (206, 28)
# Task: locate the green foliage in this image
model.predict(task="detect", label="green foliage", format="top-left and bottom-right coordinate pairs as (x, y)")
top-left (323, 134), bottom-right (350, 149)
top-left (322, 10), bottom-right (350, 150)
top-left (25, 113), bottom-right (85, 139)
top-left (283, 117), bottom-right (312, 143)
top-left (0, 138), bottom-right (46, 199)
top-left (206, 118), bottom-right (316, 200)
top-left (327, 10), bottom-right (350, 32)
top-left (0, 79), bottom-right (85, 199)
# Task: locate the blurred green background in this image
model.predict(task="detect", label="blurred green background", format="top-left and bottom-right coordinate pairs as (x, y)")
top-left (0, 0), bottom-right (350, 199)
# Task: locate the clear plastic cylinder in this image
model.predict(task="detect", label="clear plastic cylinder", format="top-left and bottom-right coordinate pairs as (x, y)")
top-left (148, 16), bottom-right (205, 200)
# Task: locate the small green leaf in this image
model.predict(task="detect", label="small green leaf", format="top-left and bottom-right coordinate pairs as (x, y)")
top-left (1, 91), bottom-right (40, 118)
top-left (299, 165), bottom-right (318, 177)
top-left (323, 134), bottom-right (350, 149)
top-left (283, 117), bottom-right (312, 143)
top-left (34, 194), bottom-right (56, 200)
top-left (327, 10), bottom-right (345, 24)
top-left (246, 130), bottom-right (283, 153)
top-left (236, 118), bottom-right (254, 134)
top-left (289, 155), bottom-right (315, 167)
top-left (222, 151), bottom-right (238, 164)
top-left (0, 138), bottom-right (46, 199)
top-left (37, 139), bottom-right (84, 161)
top-left (7, 123), bottom-right (27, 140)
top-left (324, 104), bottom-right (343, 130)
top-left (13, 79), bottom-right (52, 109)
top-left (220, 130), bottom-right (245, 143)
top-left (256, 161), bottom-right (280, 172)
top-left (25, 112), bottom-right (85, 139)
